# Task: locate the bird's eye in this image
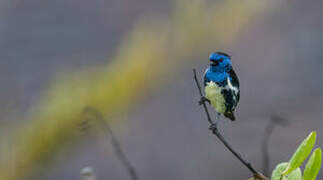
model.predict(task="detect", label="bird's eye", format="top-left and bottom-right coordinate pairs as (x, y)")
top-left (218, 58), bottom-right (224, 62)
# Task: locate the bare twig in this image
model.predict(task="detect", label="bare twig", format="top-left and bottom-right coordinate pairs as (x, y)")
top-left (262, 115), bottom-right (289, 176)
top-left (193, 69), bottom-right (269, 180)
top-left (83, 107), bottom-right (139, 180)
top-left (81, 166), bottom-right (97, 180)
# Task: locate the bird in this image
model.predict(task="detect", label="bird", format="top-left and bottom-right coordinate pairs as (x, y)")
top-left (200, 52), bottom-right (240, 121)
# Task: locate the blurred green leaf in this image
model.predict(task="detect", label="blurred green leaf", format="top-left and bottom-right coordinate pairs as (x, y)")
top-left (283, 131), bottom-right (317, 175)
top-left (285, 168), bottom-right (302, 180)
top-left (272, 162), bottom-right (288, 180)
top-left (271, 163), bottom-right (302, 180)
top-left (303, 148), bottom-right (322, 180)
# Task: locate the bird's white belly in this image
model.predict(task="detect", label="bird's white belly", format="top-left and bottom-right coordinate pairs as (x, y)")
top-left (204, 81), bottom-right (226, 113)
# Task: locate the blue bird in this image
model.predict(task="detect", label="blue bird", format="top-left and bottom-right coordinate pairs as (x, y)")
top-left (200, 52), bottom-right (240, 121)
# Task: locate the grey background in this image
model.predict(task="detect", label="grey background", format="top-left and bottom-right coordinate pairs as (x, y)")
top-left (0, 0), bottom-right (322, 179)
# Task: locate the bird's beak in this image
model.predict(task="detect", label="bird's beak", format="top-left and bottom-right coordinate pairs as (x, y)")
top-left (210, 61), bottom-right (219, 66)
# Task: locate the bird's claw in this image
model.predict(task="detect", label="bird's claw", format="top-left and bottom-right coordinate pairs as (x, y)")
top-left (209, 123), bottom-right (218, 131)
top-left (199, 96), bottom-right (210, 105)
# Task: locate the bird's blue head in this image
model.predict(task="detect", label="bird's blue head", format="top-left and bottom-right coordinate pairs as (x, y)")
top-left (209, 52), bottom-right (231, 71)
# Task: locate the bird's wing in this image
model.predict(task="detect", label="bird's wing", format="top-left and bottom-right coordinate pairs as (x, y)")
top-left (228, 68), bottom-right (239, 88)
top-left (220, 68), bottom-right (240, 112)
top-left (228, 68), bottom-right (240, 102)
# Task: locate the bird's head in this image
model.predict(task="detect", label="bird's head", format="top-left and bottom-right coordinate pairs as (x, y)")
top-left (209, 52), bottom-right (231, 70)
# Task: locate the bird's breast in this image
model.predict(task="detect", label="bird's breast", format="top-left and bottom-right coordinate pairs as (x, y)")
top-left (204, 81), bottom-right (226, 113)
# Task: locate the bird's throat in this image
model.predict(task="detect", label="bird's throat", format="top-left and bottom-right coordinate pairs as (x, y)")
top-left (210, 65), bottom-right (225, 73)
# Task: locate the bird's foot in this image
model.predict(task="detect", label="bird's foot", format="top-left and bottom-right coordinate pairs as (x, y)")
top-left (199, 96), bottom-right (211, 105)
top-left (209, 123), bottom-right (218, 131)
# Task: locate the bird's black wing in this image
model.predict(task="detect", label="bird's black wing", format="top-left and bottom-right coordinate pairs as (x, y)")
top-left (221, 68), bottom-right (240, 113)
top-left (228, 68), bottom-right (240, 102)
top-left (228, 68), bottom-right (239, 88)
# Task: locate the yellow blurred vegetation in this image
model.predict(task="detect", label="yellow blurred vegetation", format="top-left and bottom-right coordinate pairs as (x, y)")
top-left (0, 0), bottom-right (274, 179)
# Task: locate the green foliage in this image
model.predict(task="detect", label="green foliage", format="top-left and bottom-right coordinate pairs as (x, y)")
top-left (303, 148), bottom-right (322, 180)
top-left (287, 168), bottom-right (302, 180)
top-left (271, 131), bottom-right (322, 180)
top-left (271, 163), bottom-right (288, 180)
top-left (271, 163), bottom-right (302, 180)
top-left (283, 131), bottom-right (317, 175)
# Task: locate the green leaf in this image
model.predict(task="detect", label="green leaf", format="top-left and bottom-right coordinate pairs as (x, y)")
top-left (282, 131), bottom-right (317, 175)
top-left (303, 148), bottom-right (322, 180)
top-left (272, 163), bottom-right (288, 180)
top-left (271, 163), bottom-right (302, 180)
top-left (284, 168), bottom-right (302, 180)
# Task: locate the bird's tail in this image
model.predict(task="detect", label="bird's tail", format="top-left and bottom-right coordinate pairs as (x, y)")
top-left (224, 111), bottom-right (235, 121)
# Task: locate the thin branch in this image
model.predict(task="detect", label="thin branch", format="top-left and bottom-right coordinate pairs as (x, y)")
top-left (193, 69), bottom-right (269, 180)
top-left (262, 121), bottom-right (274, 177)
top-left (262, 115), bottom-right (289, 176)
top-left (83, 107), bottom-right (139, 180)
top-left (81, 166), bottom-right (97, 180)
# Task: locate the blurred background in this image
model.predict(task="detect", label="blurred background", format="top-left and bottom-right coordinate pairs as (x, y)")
top-left (0, 0), bottom-right (322, 179)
